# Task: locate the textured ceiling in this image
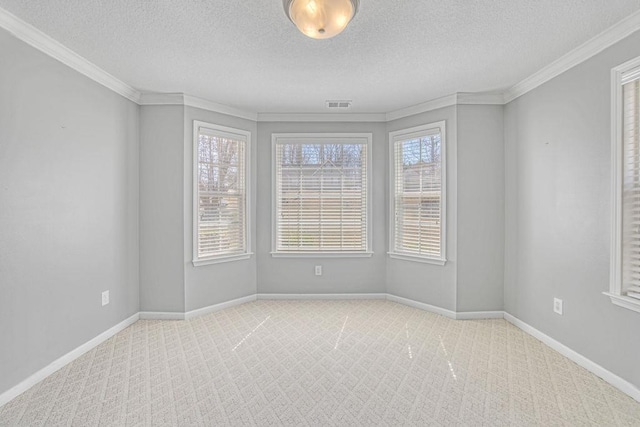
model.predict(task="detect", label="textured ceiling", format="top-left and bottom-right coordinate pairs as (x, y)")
top-left (1, 0), bottom-right (639, 113)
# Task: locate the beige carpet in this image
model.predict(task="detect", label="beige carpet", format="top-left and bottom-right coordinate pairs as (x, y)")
top-left (0, 299), bottom-right (639, 426)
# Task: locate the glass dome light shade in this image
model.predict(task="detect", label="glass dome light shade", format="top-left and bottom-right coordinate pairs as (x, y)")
top-left (284, 0), bottom-right (359, 39)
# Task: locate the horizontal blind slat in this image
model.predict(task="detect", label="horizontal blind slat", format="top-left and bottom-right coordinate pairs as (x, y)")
top-left (621, 78), bottom-right (640, 294)
top-left (393, 132), bottom-right (443, 257)
top-left (275, 141), bottom-right (368, 252)
top-left (196, 131), bottom-right (247, 258)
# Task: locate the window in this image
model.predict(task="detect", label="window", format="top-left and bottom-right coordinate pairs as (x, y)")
top-left (389, 122), bottom-right (446, 264)
top-left (193, 121), bottom-right (251, 266)
top-left (272, 133), bottom-right (372, 256)
top-left (609, 56), bottom-right (640, 313)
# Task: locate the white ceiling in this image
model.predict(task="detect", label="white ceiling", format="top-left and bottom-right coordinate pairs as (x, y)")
top-left (1, 0), bottom-right (639, 113)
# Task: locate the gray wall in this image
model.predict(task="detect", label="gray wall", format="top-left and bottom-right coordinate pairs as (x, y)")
top-left (183, 107), bottom-right (258, 311)
top-left (385, 107), bottom-right (458, 311)
top-left (4, 11), bottom-right (639, 399)
top-left (139, 106), bottom-right (259, 313)
top-left (0, 30), bottom-right (139, 395)
top-left (256, 121), bottom-right (387, 294)
top-left (139, 105), bottom-right (185, 312)
top-left (504, 31), bottom-right (640, 389)
top-left (456, 105), bottom-right (504, 312)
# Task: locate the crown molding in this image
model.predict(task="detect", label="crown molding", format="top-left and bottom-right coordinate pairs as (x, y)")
top-left (183, 94), bottom-right (258, 121)
top-left (385, 92), bottom-right (506, 122)
top-left (456, 92), bottom-right (506, 105)
top-left (257, 112), bottom-right (387, 122)
top-left (3, 3), bottom-right (640, 119)
top-left (504, 9), bottom-right (640, 103)
top-left (139, 93), bottom-right (258, 121)
top-left (184, 92), bottom-right (502, 123)
top-left (0, 6), bottom-right (140, 104)
top-left (385, 94), bottom-right (458, 122)
top-left (138, 92), bottom-right (185, 105)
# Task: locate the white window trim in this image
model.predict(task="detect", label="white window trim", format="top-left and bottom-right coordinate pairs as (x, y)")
top-left (388, 121), bottom-right (447, 265)
top-left (388, 252), bottom-right (446, 265)
top-left (270, 252), bottom-right (373, 258)
top-left (192, 120), bottom-right (252, 267)
top-left (607, 56), bottom-right (640, 313)
top-left (193, 253), bottom-right (252, 267)
top-left (271, 133), bottom-right (373, 257)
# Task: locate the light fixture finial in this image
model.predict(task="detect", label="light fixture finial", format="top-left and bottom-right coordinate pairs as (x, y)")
top-left (283, 0), bottom-right (359, 39)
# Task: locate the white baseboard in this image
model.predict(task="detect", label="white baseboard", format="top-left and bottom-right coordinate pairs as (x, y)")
top-left (0, 312), bottom-right (139, 408)
top-left (139, 311), bottom-right (185, 320)
top-left (185, 294), bottom-right (257, 320)
top-left (257, 293), bottom-right (388, 300)
top-left (455, 310), bottom-right (505, 320)
top-left (139, 295), bottom-right (258, 321)
top-left (386, 294), bottom-right (457, 319)
top-left (3, 296), bottom-right (638, 410)
top-left (256, 293), bottom-right (501, 321)
top-left (504, 312), bottom-right (640, 402)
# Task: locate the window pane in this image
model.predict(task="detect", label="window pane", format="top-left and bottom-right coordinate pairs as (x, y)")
top-left (275, 140), bottom-right (368, 252)
top-left (196, 130), bottom-right (246, 259)
top-left (622, 79), bottom-right (640, 297)
top-left (393, 129), bottom-right (444, 258)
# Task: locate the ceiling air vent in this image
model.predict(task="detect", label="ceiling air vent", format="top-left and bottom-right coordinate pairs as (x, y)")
top-left (325, 100), bottom-right (352, 110)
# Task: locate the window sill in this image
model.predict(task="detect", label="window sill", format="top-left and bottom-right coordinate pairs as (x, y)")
top-left (193, 253), bottom-right (253, 267)
top-left (271, 251), bottom-right (373, 258)
top-left (388, 252), bottom-right (446, 265)
top-left (603, 292), bottom-right (640, 314)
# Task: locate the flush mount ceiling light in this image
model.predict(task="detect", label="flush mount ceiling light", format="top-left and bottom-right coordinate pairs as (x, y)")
top-left (283, 0), bottom-right (360, 39)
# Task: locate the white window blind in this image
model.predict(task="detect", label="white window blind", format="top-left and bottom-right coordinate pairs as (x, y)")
top-left (609, 57), bottom-right (640, 313)
top-left (389, 122), bottom-right (445, 263)
top-left (621, 73), bottom-right (640, 300)
top-left (194, 122), bottom-right (249, 264)
top-left (273, 134), bottom-right (371, 254)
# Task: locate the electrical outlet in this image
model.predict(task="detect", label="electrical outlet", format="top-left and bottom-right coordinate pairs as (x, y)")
top-left (553, 298), bottom-right (563, 315)
top-left (102, 290), bottom-right (110, 306)
top-left (315, 265), bottom-right (322, 276)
